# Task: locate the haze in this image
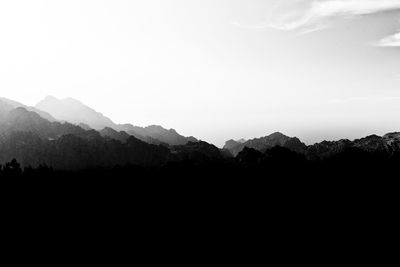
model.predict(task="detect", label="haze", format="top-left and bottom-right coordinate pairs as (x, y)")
top-left (1, 0), bottom-right (400, 147)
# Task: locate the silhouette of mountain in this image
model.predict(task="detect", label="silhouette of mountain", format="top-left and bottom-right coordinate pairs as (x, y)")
top-left (307, 139), bottom-right (352, 161)
top-left (307, 133), bottom-right (400, 161)
top-left (236, 147), bottom-right (264, 165)
top-left (0, 107), bottom-right (171, 169)
top-left (170, 141), bottom-right (223, 163)
top-left (36, 96), bottom-right (197, 146)
top-left (224, 132), bottom-right (307, 156)
top-left (4, 95), bottom-right (400, 177)
top-left (78, 123), bottom-right (92, 131)
top-left (118, 124), bottom-right (197, 146)
top-left (36, 96), bottom-right (115, 130)
top-left (0, 107), bottom-right (101, 141)
top-left (100, 127), bottom-right (130, 143)
top-left (0, 97), bottom-right (56, 122)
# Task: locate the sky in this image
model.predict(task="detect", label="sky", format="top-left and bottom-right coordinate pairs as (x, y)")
top-left (1, 0), bottom-right (400, 147)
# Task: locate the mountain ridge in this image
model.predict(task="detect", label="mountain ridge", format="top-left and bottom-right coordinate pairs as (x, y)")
top-left (35, 96), bottom-right (197, 146)
top-left (224, 132), bottom-right (307, 156)
top-left (3, 95), bottom-right (400, 172)
top-left (0, 97), bottom-right (56, 122)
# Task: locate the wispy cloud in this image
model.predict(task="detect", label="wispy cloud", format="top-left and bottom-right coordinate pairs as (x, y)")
top-left (264, 0), bottom-right (400, 46)
top-left (377, 31), bottom-right (400, 46)
top-left (271, 0), bottom-right (400, 33)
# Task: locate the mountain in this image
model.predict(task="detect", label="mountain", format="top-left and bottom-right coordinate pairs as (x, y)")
top-left (118, 124), bottom-right (197, 146)
top-left (170, 141), bottom-right (223, 163)
top-left (36, 96), bottom-right (115, 130)
top-left (0, 97), bottom-right (56, 122)
top-left (78, 123), bottom-right (92, 131)
top-left (0, 99), bottom-right (14, 121)
top-left (224, 132), bottom-right (307, 156)
top-left (307, 133), bottom-right (400, 161)
top-left (0, 107), bottom-right (171, 169)
top-left (36, 96), bottom-right (197, 146)
top-left (226, 132), bottom-right (400, 160)
top-left (0, 107), bottom-right (102, 141)
top-left (2, 102), bottom-right (400, 175)
top-left (99, 127), bottom-right (130, 143)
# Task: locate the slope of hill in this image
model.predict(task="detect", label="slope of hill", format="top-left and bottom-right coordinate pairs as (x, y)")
top-left (0, 99), bottom-right (14, 121)
top-left (118, 124), bottom-right (198, 146)
top-left (36, 96), bottom-right (197, 146)
top-left (224, 132), bottom-right (307, 156)
top-left (99, 127), bottom-right (130, 143)
top-left (4, 95), bottom-right (400, 175)
top-left (0, 97), bottom-right (56, 122)
top-left (36, 96), bottom-right (115, 130)
top-left (0, 107), bottom-right (171, 169)
top-left (0, 107), bottom-right (101, 141)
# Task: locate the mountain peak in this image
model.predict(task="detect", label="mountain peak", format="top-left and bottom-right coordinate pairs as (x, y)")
top-left (0, 97), bottom-right (56, 122)
top-left (35, 96), bottom-right (198, 146)
top-left (268, 132), bottom-right (286, 137)
top-left (36, 96), bottom-right (116, 130)
top-left (224, 132), bottom-right (307, 156)
top-left (43, 95), bottom-right (58, 101)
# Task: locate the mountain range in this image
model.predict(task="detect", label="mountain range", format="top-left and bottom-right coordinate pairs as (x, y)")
top-left (224, 132), bottom-right (307, 156)
top-left (35, 96), bottom-right (197, 145)
top-left (2, 95), bottom-right (400, 171)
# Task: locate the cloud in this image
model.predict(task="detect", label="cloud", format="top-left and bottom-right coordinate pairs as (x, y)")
top-left (377, 31), bottom-right (400, 46)
top-left (271, 0), bottom-right (400, 33)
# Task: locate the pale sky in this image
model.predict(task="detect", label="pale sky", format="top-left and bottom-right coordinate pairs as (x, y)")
top-left (1, 0), bottom-right (400, 146)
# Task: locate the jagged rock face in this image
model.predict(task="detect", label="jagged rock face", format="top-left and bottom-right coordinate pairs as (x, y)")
top-left (383, 133), bottom-right (400, 152)
top-left (306, 134), bottom-right (400, 161)
top-left (353, 135), bottom-right (388, 153)
top-left (224, 132), bottom-right (307, 156)
top-left (306, 140), bottom-right (352, 161)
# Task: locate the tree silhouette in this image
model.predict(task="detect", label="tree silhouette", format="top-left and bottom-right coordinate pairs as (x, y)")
top-left (3, 159), bottom-right (22, 177)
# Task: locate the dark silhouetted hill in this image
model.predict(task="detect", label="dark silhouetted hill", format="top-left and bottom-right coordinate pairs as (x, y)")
top-left (224, 132), bottom-right (307, 156)
top-left (100, 127), bottom-right (130, 143)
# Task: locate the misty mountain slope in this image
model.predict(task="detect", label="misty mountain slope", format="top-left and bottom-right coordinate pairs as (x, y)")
top-left (0, 99), bottom-right (14, 121)
top-left (100, 127), bottom-right (130, 143)
top-left (0, 97), bottom-right (56, 122)
top-left (36, 96), bottom-right (198, 146)
top-left (0, 131), bottom-right (171, 170)
top-left (134, 125), bottom-right (197, 146)
top-left (224, 132), bottom-right (307, 156)
top-left (3, 104), bottom-right (400, 172)
top-left (78, 123), bottom-right (92, 131)
top-left (0, 107), bottom-right (102, 141)
top-left (36, 96), bottom-right (115, 130)
top-left (117, 124), bottom-right (198, 145)
top-left (170, 141), bottom-right (223, 163)
top-left (0, 107), bottom-right (173, 169)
